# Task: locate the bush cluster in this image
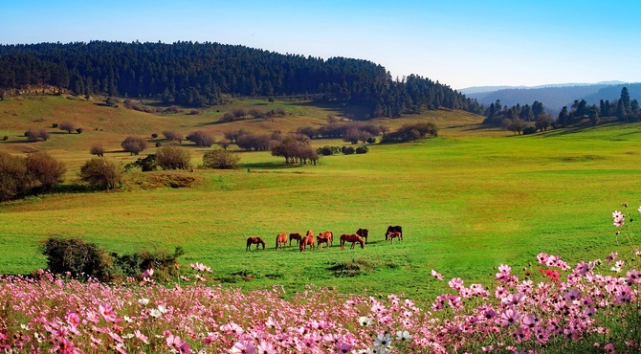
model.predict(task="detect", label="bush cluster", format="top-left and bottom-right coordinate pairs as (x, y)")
top-left (156, 146), bottom-right (191, 170)
top-left (316, 145), bottom-right (369, 156)
top-left (381, 122), bottom-right (438, 143)
top-left (202, 149), bottom-right (240, 169)
top-left (24, 129), bottom-right (50, 142)
top-left (0, 151), bottom-right (66, 201)
top-left (296, 122), bottom-right (382, 141)
top-left (40, 237), bottom-right (184, 282)
top-left (79, 157), bottom-right (122, 190)
top-left (220, 108), bottom-right (286, 122)
top-left (186, 130), bottom-right (215, 147)
top-left (121, 136), bottom-right (148, 155)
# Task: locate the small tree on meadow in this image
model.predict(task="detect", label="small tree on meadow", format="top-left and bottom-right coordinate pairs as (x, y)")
top-left (25, 151), bottom-right (66, 191)
top-left (202, 149), bottom-right (240, 169)
top-left (0, 151), bottom-right (31, 201)
top-left (59, 121), bottom-right (75, 134)
top-left (121, 136), bottom-right (148, 155)
top-left (79, 158), bottom-right (122, 191)
top-left (186, 131), bottom-right (215, 147)
top-left (156, 145), bottom-right (191, 170)
top-left (162, 131), bottom-right (183, 144)
top-left (90, 144), bottom-right (105, 157)
top-left (219, 139), bottom-right (231, 150)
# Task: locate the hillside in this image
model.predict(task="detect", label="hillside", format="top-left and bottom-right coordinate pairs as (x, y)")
top-left (0, 41), bottom-right (481, 118)
top-left (463, 82), bottom-right (641, 112)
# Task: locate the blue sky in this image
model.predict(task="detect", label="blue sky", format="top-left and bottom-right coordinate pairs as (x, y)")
top-left (2, 0), bottom-right (640, 89)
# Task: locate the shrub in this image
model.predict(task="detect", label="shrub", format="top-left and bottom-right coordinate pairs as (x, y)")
top-left (156, 146), bottom-right (191, 170)
top-left (52, 123), bottom-right (58, 128)
top-left (367, 137), bottom-right (377, 144)
top-left (151, 133), bottom-right (158, 139)
top-left (2, 136), bottom-right (7, 141)
top-left (79, 157), bottom-right (122, 191)
top-left (25, 151), bottom-right (66, 190)
top-left (355, 145), bottom-right (369, 154)
top-left (523, 126), bottom-right (537, 135)
top-left (162, 131), bottom-right (183, 144)
top-left (343, 146), bottom-right (355, 155)
top-left (219, 139), bottom-right (231, 150)
top-left (0, 151), bottom-right (31, 201)
top-left (121, 136), bottom-right (148, 155)
top-left (59, 121), bottom-right (75, 133)
top-left (40, 238), bottom-right (111, 281)
top-left (90, 144), bottom-right (105, 157)
top-left (202, 149), bottom-right (240, 169)
top-left (75, 128), bottom-right (83, 134)
top-left (124, 155), bottom-right (158, 172)
top-left (186, 130), bottom-right (215, 147)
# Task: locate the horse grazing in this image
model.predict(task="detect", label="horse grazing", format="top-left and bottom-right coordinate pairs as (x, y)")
top-left (246, 237), bottom-right (266, 251)
top-left (340, 234), bottom-right (365, 250)
top-left (388, 231), bottom-right (402, 243)
top-left (385, 225), bottom-right (403, 240)
top-left (356, 228), bottom-right (369, 243)
top-left (275, 233), bottom-right (288, 250)
top-left (289, 233), bottom-right (303, 247)
top-left (300, 232), bottom-right (315, 252)
top-left (317, 231), bottom-right (333, 248)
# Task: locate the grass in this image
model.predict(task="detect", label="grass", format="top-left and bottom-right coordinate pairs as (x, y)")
top-left (1, 95), bottom-right (641, 301)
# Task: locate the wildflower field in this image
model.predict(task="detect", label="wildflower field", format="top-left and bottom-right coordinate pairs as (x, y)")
top-left (2, 97), bottom-right (641, 352)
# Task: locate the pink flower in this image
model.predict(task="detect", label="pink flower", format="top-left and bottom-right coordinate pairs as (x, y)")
top-left (256, 340), bottom-right (276, 354)
top-left (336, 341), bottom-right (353, 353)
top-left (613, 210), bottom-right (625, 227)
top-left (64, 311), bottom-right (80, 327)
top-left (499, 309), bottom-right (520, 326)
top-left (626, 269), bottom-right (640, 285)
top-left (448, 277), bottom-right (464, 290)
top-left (431, 269), bottom-right (444, 280)
top-left (230, 339), bottom-right (256, 354)
top-left (167, 334), bottom-right (192, 354)
top-left (134, 330), bottom-right (148, 344)
top-left (98, 303), bottom-right (117, 322)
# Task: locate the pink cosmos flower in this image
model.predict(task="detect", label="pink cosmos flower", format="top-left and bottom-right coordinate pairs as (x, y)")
top-left (613, 210), bottom-right (625, 227)
top-left (135, 330), bottom-right (149, 344)
top-left (64, 311), bottom-right (80, 327)
top-left (336, 341), bottom-right (353, 353)
top-left (167, 334), bottom-right (192, 354)
top-left (626, 269), bottom-right (640, 284)
top-left (499, 309), bottom-right (520, 326)
top-left (230, 339), bottom-right (256, 354)
top-left (431, 269), bottom-right (444, 280)
top-left (448, 277), bottom-right (464, 290)
top-left (98, 303), bottom-right (117, 322)
top-left (256, 339), bottom-right (276, 354)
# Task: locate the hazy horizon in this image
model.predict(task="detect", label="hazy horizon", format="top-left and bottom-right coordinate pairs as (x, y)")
top-left (2, 0), bottom-right (641, 90)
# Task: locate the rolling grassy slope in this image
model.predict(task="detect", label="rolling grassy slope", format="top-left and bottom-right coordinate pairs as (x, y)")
top-left (1, 95), bottom-right (640, 301)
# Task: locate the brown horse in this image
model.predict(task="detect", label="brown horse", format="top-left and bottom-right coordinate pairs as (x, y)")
top-left (356, 228), bottom-right (369, 243)
top-left (340, 234), bottom-right (365, 250)
top-left (275, 233), bottom-right (288, 250)
top-left (300, 230), bottom-right (315, 252)
top-left (246, 237), bottom-right (266, 251)
top-left (388, 231), bottom-right (402, 243)
top-left (385, 225), bottom-right (403, 240)
top-left (289, 233), bottom-right (302, 247)
top-left (317, 231), bottom-right (333, 248)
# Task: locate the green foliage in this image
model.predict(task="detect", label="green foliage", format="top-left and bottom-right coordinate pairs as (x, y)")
top-left (202, 149), bottom-right (240, 169)
top-left (355, 145), bottom-right (369, 154)
top-left (522, 126), bottom-right (537, 135)
top-left (79, 158), bottom-right (122, 190)
top-left (40, 237), bottom-right (185, 282)
top-left (0, 151), bottom-right (31, 201)
top-left (381, 122), bottom-right (438, 143)
top-left (124, 154), bottom-right (158, 172)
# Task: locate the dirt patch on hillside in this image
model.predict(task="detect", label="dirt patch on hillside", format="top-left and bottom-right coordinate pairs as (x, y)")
top-left (124, 171), bottom-right (204, 190)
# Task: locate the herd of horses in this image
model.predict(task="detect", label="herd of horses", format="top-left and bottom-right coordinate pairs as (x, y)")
top-left (245, 225), bottom-right (403, 251)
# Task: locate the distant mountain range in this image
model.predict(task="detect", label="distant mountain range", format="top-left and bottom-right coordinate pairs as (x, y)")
top-left (460, 82), bottom-right (641, 112)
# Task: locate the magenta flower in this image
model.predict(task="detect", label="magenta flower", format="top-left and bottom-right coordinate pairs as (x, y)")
top-left (626, 269), bottom-right (640, 284)
top-left (499, 309), bottom-right (520, 326)
top-left (256, 339), bottom-right (276, 354)
top-left (98, 303), bottom-right (116, 322)
top-left (336, 341), bottom-right (353, 353)
top-left (167, 334), bottom-right (192, 354)
top-left (448, 277), bottom-right (464, 290)
top-left (613, 210), bottom-right (625, 227)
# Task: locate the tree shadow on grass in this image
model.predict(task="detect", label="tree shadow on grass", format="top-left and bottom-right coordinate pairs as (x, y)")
top-left (242, 161), bottom-right (304, 171)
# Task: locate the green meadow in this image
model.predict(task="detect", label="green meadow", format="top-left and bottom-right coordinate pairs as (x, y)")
top-left (1, 96), bottom-right (640, 301)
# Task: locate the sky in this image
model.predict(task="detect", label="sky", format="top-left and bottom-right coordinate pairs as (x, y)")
top-left (2, 0), bottom-right (641, 89)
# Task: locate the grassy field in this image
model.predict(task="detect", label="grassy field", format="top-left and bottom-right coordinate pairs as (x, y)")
top-left (1, 95), bottom-right (640, 301)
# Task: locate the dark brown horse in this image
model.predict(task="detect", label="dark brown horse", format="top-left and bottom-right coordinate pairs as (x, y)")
top-left (300, 230), bottom-right (315, 252)
top-left (385, 225), bottom-right (403, 240)
top-left (340, 234), bottom-right (365, 250)
top-left (388, 231), bottom-right (402, 243)
top-left (246, 237), bottom-right (266, 251)
top-left (289, 233), bottom-right (302, 247)
top-left (356, 228), bottom-right (369, 243)
top-left (317, 231), bottom-right (333, 248)
top-left (275, 233), bottom-right (288, 250)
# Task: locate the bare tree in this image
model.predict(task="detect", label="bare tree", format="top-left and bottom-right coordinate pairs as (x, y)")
top-left (121, 136), bottom-right (148, 155)
top-left (59, 121), bottom-right (76, 134)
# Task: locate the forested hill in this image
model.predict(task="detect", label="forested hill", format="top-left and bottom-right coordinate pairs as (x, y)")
top-left (0, 41), bottom-right (481, 118)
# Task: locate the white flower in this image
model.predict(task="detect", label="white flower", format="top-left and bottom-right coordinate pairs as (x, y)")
top-left (374, 333), bottom-right (392, 348)
top-left (122, 333), bottom-right (134, 339)
top-left (20, 323), bottom-right (30, 330)
top-left (149, 309), bottom-right (162, 318)
top-left (611, 266), bottom-right (622, 273)
top-left (138, 298), bottom-right (150, 306)
top-left (395, 330), bottom-right (412, 342)
top-left (157, 305), bottom-right (168, 314)
top-left (358, 316), bottom-right (373, 327)
top-left (124, 316), bottom-right (133, 323)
